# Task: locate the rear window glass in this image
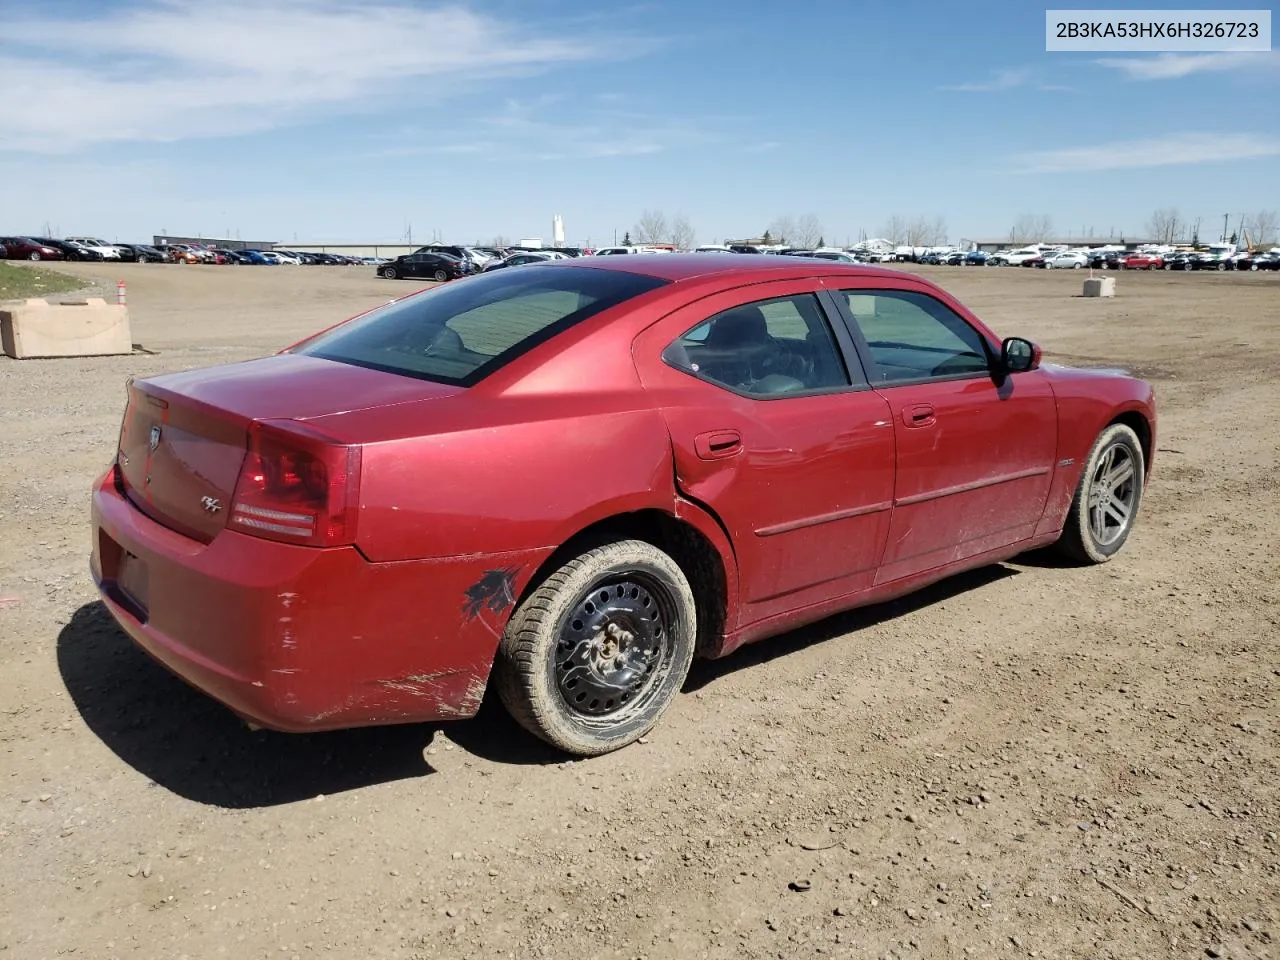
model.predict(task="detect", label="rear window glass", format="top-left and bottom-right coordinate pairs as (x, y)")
top-left (294, 265), bottom-right (668, 385)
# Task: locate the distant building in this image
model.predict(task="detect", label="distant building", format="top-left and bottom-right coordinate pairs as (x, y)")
top-left (270, 241), bottom-right (417, 258)
top-left (152, 234), bottom-right (274, 251)
top-left (970, 237), bottom-right (1155, 253)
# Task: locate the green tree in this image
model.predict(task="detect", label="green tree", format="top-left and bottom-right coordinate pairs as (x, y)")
top-left (762, 229), bottom-right (772, 244)
top-left (817, 236), bottom-right (825, 248)
top-left (622, 231), bottom-right (632, 246)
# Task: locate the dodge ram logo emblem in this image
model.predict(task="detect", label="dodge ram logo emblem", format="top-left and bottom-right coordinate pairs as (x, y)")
top-left (148, 426), bottom-right (161, 451)
top-left (200, 496), bottom-right (222, 514)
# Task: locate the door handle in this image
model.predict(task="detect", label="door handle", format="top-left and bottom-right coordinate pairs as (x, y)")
top-left (694, 430), bottom-right (743, 460)
top-left (902, 403), bottom-right (935, 428)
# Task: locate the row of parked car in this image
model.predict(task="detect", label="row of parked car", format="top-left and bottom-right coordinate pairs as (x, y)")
top-left (373, 242), bottom-right (907, 281)
top-left (917, 245), bottom-right (1280, 272)
top-left (0, 235), bottom-right (381, 267)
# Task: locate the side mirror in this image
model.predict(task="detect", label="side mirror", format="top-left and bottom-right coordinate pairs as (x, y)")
top-left (1001, 337), bottom-right (1041, 373)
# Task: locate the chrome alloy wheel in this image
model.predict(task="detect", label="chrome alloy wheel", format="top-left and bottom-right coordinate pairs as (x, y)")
top-left (1087, 442), bottom-right (1138, 547)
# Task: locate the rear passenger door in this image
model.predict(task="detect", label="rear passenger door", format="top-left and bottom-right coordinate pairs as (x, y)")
top-left (633, 280), bottom-right (896, 627)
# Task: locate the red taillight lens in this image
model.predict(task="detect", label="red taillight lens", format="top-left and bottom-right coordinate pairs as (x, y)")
top-left (229, 422), bottom-right (361, 547)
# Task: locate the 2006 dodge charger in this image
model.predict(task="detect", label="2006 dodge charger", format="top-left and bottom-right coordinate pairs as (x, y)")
top-left (90, 254), bottom-right (1156, 755)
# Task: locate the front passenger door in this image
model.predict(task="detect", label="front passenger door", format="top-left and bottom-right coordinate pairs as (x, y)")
top-left (828, 284), bottom-right (1058, 584)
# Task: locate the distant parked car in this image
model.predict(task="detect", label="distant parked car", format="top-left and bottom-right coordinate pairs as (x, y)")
top-left (1233, 252), bottom-right (1279, 271)
top-left (413, 244), bottom-right (493, 269)
top-left (1160, 252), bottom-right (1196, 271)
top-left (116, 243), bottom-right (168, 263)
top-left (991, 248), bottom-right (1043, 266)
top-left (378, 251), bottom-right (472, 281)
top-left (237, 249), bottom-right (274, 265)
top-left (482, 252), bottom-right (555, 272)
top-left (1043, 252), bottom-right (1088, 269)
top-left (1120, 253), bottom-right (1163, 270)
top-left (159, 244), bottom-right (207, 264)
top-left (31, 238), bottom-right (103, 261)
top-left (1188, 251), bottom-right (1234, 271)
top-left (1, 236), bottom-right (65, 261)
top-left (963, 251), bottom-right (991, 266)
top-left (64, 236), bottom-right (126, 260)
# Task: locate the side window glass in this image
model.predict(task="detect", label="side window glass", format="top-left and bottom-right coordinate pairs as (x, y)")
top-left (661, 294), bottom-right (854, 398)
top-left (838, 290), bottom-right (991, 384)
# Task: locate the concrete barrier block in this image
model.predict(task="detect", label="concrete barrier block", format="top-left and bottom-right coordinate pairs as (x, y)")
top-left (1082, 277), bottom-right (1116, 298)
top-left (0, 297), bottom-right (133, 359)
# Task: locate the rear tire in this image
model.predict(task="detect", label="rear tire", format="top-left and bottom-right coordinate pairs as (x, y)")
top-left (433, 269), bottom-right (448, 282)
top-left (494, 540), bottom-right (697, 757)
top-left (1056, 423), bottom-right (1145, 564)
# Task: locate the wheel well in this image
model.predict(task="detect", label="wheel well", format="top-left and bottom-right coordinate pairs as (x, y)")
top-left (1111, 411), bottom-right (1152, 474)
top-left (518, 510), bottom-right (728, 657)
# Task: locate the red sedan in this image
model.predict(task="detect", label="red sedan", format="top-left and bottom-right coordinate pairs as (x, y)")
top-left (90, 255), bottom-right (1156, 755)
top-left (1120, 252), bottom-right (1164, 270)
top-left (1, 236), bottom-right (65, 261)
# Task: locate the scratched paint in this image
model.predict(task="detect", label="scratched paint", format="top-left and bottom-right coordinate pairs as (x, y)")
top-left (461, 566), bottom-right (520, 620)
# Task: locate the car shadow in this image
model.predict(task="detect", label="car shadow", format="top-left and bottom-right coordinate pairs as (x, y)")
top-left (61, 565), bottom-right (1023, 806)
top-left (1004, 545), bottom-right (1087, 569)
top-left (56, 603), bottom-right (562, 809)
top-left (684, 564), bottom-right (1020, 692)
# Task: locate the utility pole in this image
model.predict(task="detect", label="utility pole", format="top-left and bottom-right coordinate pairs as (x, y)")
top-left (1222, 213), bottom-right (1229, 242)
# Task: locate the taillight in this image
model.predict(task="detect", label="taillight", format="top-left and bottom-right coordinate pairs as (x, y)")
top-left (229, 421), bottom-right (361, 547)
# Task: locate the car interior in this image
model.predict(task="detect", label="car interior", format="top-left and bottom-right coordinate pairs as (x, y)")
top-left (662, 296), bottom-right (852, 397)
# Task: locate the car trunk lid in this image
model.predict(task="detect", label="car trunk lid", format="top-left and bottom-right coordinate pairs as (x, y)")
top-left (116, 354), bottom-right (463, 542)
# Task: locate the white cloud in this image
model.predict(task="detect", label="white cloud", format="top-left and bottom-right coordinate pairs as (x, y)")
top-left (372, 95), bottom-right (721, 162)
top-left (940, 68), bottom-right (1031, 92)
top-left (1014, 132), bottom-right (1280, 173)
top-left (1097, 51), bottom-right (1280, 80)
top-left (0, 0), bottom-right (653, 153)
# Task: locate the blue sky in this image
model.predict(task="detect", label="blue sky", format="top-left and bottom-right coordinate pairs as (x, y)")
top-left (1, 0), bottom-right (1277, 247)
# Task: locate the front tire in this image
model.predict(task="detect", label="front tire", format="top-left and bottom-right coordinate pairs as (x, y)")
top-left (381, 266), bottom-right (397, 279)
top-left (1056, 423), bottom-right (1145, 564)
top-left (28, 252), bottom-right (41, 261)
top-left (494, 540), bottom-right (697, 756)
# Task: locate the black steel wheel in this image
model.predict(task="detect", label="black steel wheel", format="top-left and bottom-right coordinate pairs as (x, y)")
top-left (381, 266), bottom-right (397, 279)
top-left (433, 269), bottom-right (447, 282)
top-left (494, 540), bottom-right (697, 756)
top-left (1056, 422), bottom-right (1145, 563)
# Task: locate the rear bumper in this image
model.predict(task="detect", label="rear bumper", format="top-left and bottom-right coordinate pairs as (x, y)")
top-left (90, 470), bottom-right (550, 732)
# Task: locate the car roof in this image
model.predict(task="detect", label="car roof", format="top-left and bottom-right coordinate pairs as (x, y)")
top-left (565, 252), bottom-right (905, 284)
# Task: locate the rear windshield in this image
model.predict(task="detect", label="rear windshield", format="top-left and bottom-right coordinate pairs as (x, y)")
top-left (294, 265), bottom-right (668, 386)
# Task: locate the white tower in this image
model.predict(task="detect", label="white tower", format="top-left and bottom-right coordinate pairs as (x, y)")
top-left (552, 214), bottom-right (565, 248)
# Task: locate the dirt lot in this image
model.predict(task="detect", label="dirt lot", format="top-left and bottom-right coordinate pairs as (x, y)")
top-left (1, 260), bottom-right (1277, 960)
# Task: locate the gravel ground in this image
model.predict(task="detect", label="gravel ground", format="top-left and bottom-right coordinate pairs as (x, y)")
top-left (1, 260), bottom-right (1277, 960)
